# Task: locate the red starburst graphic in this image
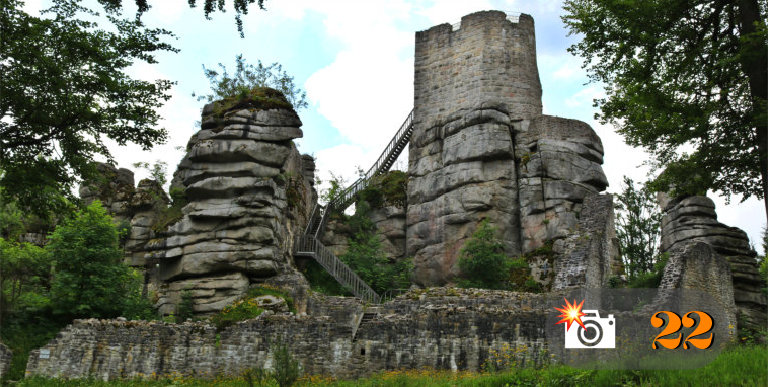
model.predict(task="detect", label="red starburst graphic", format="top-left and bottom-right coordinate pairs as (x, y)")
top-left (554, 298), bottom-right (587, 331)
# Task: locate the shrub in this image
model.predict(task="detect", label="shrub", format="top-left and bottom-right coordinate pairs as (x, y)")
top-left (209, 297), bottom-right (264, 330)
top-left (47, 201), bottom-right (151, 319)
top-left (272, 342), bottom-right (301, 387)
top-left (457, 220), bottom-right (511, 290)
top-left (627, 252), bottom-right (670, 288)
top-left (175, 290), bottom-right (195, 323)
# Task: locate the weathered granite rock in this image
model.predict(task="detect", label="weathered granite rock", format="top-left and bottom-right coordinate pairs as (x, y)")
top-left (659, 193), bottom-right (767, 331)
top-left (79, 163), bottom-right (136, 223)
top-left (147, 97), bottom-right (314, 316)
top-left (320, 216), bottom-right (352, 257)
top-left (369, 205), bottom-right (407, 261)
top-left (124, 179), bottom-right (169, 267)
top-left (0, 341), bottom-right (10, 380)
top-left (407, 11), bottom-right (608, 286)
top-left (552, 193), bottom-right (621, 290)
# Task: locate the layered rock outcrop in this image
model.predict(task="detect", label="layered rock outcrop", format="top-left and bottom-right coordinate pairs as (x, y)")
top-left (146, 93), bottom-right (315, 315)
top-left (658, 193), bottom-right (767, 330)
top-left (79, 163), bottom-right (137, 223)
top-left (407, 11), bottom-right (612, 286)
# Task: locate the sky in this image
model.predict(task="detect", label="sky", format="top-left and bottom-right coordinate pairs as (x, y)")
top-left (22, 0), bottom-right (766, 254)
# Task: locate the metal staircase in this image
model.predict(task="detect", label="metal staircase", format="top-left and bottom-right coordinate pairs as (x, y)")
top-left (293, 109), bottom-right (414, 304)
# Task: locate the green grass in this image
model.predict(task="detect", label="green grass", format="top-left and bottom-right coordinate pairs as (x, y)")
top-left (13, 345), bottom-right (767, 386)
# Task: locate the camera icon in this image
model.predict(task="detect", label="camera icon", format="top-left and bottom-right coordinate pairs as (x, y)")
top-left (564, 310), bottom-right (616, 349)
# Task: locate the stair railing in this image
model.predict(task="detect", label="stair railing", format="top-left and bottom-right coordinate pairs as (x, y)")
top-left (295, 235), bottom-right (381, 304)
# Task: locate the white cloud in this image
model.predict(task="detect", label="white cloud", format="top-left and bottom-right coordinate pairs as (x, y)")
top-left (21, 0), bottom-right (42, 16)
top-left (565, 86), bottom-right (604, 108)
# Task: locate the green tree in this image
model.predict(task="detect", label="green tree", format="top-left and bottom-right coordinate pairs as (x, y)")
top-left (47, 201), bottom-right (150, 319)
top-left (563, 0), bottom-right (768, 220)
top-left (614, 176), bottom-right (663, 280)
top-left (457, 219), bottom-right (511, 290)
top-left (132, 160), bottom-right (168, 187)
top-left (0, 0), bottom-right (176, 217)
top-left (195, 54), bottom-right (308, 111)
top-left (0, 239), bottom-right (52, 326)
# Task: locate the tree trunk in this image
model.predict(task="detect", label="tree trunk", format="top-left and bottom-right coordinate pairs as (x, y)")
top-left (737, 0), bottom-right (768, 221)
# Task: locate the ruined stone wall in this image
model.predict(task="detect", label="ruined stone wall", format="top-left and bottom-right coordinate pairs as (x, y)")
top-left (552, 193), bottom-right (620, 290)
top-left (26, 291), bottom-right (550, 381)
top-left (143, 102), bottom-right (315, 316)
top-left (407, 11), bottom-right (610, 287)
top-left (0, 342), bottom-right (11, 380)
top-left (658, 193), bottom-right (767, 330)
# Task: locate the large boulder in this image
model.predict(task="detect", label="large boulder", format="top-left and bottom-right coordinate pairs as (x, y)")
top-left (659, 192), bottom-right (767, 331)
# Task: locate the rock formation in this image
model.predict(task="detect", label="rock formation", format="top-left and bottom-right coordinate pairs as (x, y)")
top-left (658, 193), bottom-right (767, 330)
top-left (79, 163), bottom-right (137, 223)
top-left (145, 91), bottom-right (316, 315)
top-left (407, 11), bottom-right (612, 286)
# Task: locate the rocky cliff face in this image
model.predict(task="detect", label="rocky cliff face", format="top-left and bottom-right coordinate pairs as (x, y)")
top-left (407, 11), bottom-right (612, 286)
top-left (145, 94), bottom-right (315, 316)
top-left (658, 193), bottom-right (767, 330)
top-left (79, 163), bottom-right (138, 224)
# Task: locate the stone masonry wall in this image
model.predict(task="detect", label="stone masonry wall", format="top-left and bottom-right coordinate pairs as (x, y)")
top-left (552, 193), bottom-right (620, 290)
top-left (0, 342), bottom-right (11, 380)
top-left (26, 291), bottom-right (550, 381)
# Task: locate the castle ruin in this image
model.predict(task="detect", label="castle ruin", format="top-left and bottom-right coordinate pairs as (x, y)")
top-left (19, 10), bottom-right (766, 381)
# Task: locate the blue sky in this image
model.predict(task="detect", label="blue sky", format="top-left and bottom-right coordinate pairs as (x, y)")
top-left (23, 0), bottom-right (766, 253)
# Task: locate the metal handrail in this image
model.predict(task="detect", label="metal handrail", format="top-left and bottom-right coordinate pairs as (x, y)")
top-left (295, 235), bottom-right (381, 304)
top-left (295, 109), bottom-right (414, 305)
top-left (448, 11), bottom-right (522, 31)
top-left (328, 109), bottom-right (413, 212)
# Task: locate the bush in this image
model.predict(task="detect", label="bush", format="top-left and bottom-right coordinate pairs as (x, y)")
top-left (272, 342), bottom-right (301, 387)
top-left (627, 252), bottom-right (669, 288)
top-left (47, 201), bottom-right (152, 319)
top-left (175, 290), bottom-right (195, 323)
top-left (338, 201), bottom-right (411, 294)
top-left (457, 220), bottom-right (511, 290)
top-left (209, 297), bottom-right (264, 330)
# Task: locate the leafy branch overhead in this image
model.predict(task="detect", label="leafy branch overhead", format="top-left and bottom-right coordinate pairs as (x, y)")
top-left (196, 54), bottom-right (308, 112)
top-left (0, 0), bottom-right (176, 216)
top-left (563, 0), bottom-right (768, 219)
top-left (96, 0), bottom-right (267, 37)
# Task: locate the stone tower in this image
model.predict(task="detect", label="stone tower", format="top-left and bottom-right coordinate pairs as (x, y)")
top-left (407, 11), bottom-right (611, 286)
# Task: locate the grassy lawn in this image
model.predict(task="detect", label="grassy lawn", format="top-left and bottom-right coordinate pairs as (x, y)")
top-left (11, 344), bottom-right (766, 387)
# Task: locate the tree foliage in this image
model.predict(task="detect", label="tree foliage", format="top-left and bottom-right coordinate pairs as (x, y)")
top-left (563, 0), bottom-right (768, 219)
top-left (0, 239), bottom-right (51, 326)
top-left (339, 201), bottom-right (411, 294)
top-left (96, 0), bottom-right (267, 37)
top-left (0, 0), bottom-right (176, 216)
top-left (196, 54), bottom-right (308, 111)
top-left (47, 201), bottom-right (152, 319)
top-left (614, 176), bottom-right (663, 280)
top-left (457, 219), bottom-right (511, 290)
